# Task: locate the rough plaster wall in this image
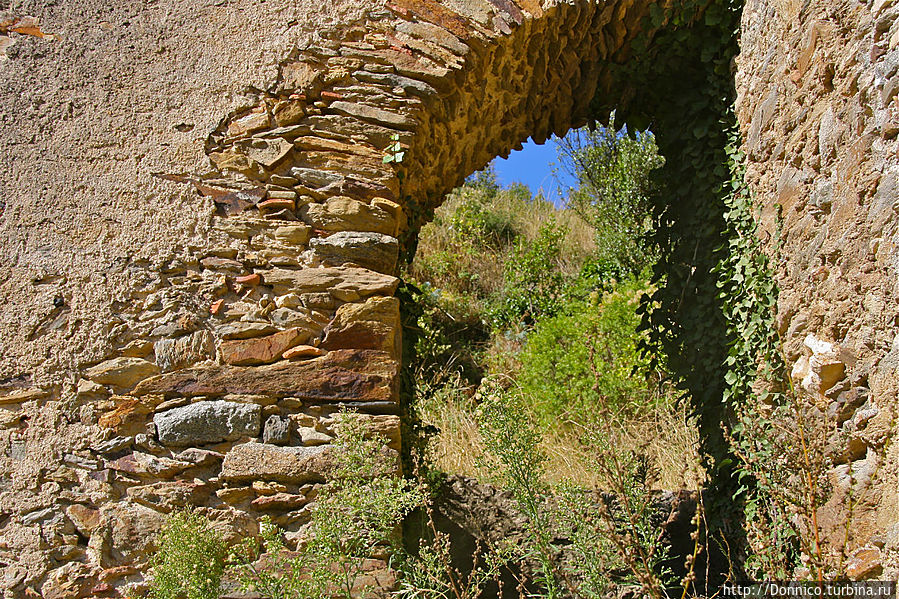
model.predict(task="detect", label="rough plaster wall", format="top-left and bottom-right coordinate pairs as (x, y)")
top-left (0, 0), bottom-right (382, 594)
top-left (0, 0), bottom-right (370, 382)
top-left (737, 0), bottom-right (899, 573)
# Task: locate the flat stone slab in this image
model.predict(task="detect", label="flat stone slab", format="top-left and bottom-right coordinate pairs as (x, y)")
top-left (259, 265), bottom-right (398, 299)
top-left (85, 357), bottom-right (159, 388)
top-left (132, 349), bottom-right (398, 402)
top-left (154, 400), bottom-right (262, 446)
top-left (221, 442), bottom-right (334, 483)
top-left (220, 327), bottom-right (311, 366)
top-left (310, 231), bottom-right (399, 273)
top-left (300, 197), bottom-right (397, 236)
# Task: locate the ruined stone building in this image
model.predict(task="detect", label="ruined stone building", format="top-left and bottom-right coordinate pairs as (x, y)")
top-left (1, 0), bottom-right (898, 595)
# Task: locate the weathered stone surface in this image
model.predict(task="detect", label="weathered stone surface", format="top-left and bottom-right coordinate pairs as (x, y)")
top-left (154, 400), bottom-right (261, 446)
top-left (66, 504), bottom-right (101, 535)
top-left (106, 451), bottom-right (193, 478)
top-left (335, 413), bottom-right (402, 452)
top-left (154, 331), bottom-right (214, 371)
top-left (201, 256), bottom-right (244, 272)
top-left (97, 395), bottom-right (165, 435)
top-left (283, 344), bottom-right (326, 360)
top-left (328, 100), bottom-right (416, 129)
top-left (221, 442), bottom-right (334, 483)
top-left (322, 296), bottom-right (401, 355)
top-left (273, 224), bottom-right (312, 244)
top-left (263, 414), bottom-right (291, 445)
top-left (220, 327), bottom-right (311, 365)
top-left (175, 447), bottom-right (225, 467)
top-left (100, 501), bottom-right (166, 563)
top-left (310, 231), bottom-right (399, 272)
top-left (234, 273), bottom-right (262, 286)
top-left (133, 349), bottom-right (399, 402)
top-left (259, 266), bottom-right (399, 298)
top-left (40, 563), bottom-right (96, 599)
top-left (297, 426), bottom-right (334, 445)
top-left (195, 506), bottom-right (260, 545)
top-left (85, 357), bottom-right (159, 388)
top-left (846, 547), bottom-right (883, 580)
top-left (217, 321), bottom-right (279, 340)
top-left (0, 387), bottom-right (48, 405)
top-left (126, 480), bottom-right (213, 512)
top-left (282, 60), bottom-right (323, 89)
top-left (269, 308), bottom-right (318, 329)
top-left (208, 147), bottom-right (266, 178)
top-left (251, 492), bottom-right (309, 511)
top-left (253, 480), bottom-right (288, 495)
top-left (76, 378), bottom-right (107, 400)
top-left (791, 334), bottom-right (847, 397)
top-left (238, 137), bottom-right (294, 168)
top-left (217, 486), bottom-right (254, 505)
top-left (228, 108), bottom-right (271, 137)
top-left (300, 197), bottom-right (397, 235)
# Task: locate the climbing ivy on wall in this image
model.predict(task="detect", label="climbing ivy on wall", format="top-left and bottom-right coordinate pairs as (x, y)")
top-left (590, 0), bottom-right (780, 524)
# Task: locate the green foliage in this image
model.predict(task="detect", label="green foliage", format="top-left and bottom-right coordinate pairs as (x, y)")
top-left (383, 133), bottom-right (406, 164)
top-left (475, 380), bottom-right (561, 599)
top-left (232, 412), bottom-right (424, 599)
top-left (446, 168), bottom-right (518, 249)
top-left (595, 0), bottom-right (773, 533)
top-left (714, 124), bottom-right (781, 411)
top-left (488, 221), bottom-right (570, 328)
top-left (147, 510), bottom-right (227, 599)
top-left (557, 119), bottom-right (664, 275)
top-left (515, 274), bottom-right (659, 428)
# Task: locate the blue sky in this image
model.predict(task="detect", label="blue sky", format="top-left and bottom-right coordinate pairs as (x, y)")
top-left (491, 137), bottom-right (577, 206)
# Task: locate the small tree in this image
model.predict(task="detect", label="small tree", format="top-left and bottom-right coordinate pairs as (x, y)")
top-left (556, 117), bottom-right (664, 276)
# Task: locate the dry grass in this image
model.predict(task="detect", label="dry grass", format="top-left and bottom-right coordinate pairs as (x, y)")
top-left (410, 183), bottom-right (596, 299)
top-left (419, 390), bottom-right (705, 492)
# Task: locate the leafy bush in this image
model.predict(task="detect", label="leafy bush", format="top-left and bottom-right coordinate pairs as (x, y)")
top-left (147, 510), bottom-right (227, 599)
top-left (232, 412), bottom-right (424, 599)
top-left (557, 119), bottom-right (664, 276)
top-left (515, 273), bottom-right (660, 427)
top-left (487, 221), bottom-right (570, 328)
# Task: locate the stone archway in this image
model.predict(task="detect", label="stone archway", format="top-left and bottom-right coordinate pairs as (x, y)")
top-left (3, 0), bottom-right (899, 592)
top-left (33, 0), bottom-right (677, 589)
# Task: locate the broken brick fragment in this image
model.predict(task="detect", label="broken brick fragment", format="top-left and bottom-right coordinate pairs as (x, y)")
top-left (234, 273), bottom-right (262, 286)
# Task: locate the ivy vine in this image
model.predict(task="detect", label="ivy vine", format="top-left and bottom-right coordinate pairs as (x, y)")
top-left (588, 0), bottom-right (781, 549)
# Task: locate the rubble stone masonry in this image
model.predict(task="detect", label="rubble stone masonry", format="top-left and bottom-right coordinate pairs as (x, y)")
top-left (0, 0), bottom-right (897, 594)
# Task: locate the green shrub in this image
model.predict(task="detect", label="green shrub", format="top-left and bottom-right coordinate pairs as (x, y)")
top-left (556, 119), bottom-right (664, 276)
top-left (147, 510), bottom-right (227, 599)
top-left (488, 221), bottom-right (569, 328)
top-left (232, 412), bottom-right (424, 599)
top-left (515, 274), bottom-right (659, 427)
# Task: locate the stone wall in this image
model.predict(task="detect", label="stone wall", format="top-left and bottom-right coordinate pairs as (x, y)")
top-left (1, 0), bottom-right (899, 595)
top-left (737, 0), bottom-right (899, 576)
top-left (0, 0), bottom-right (656, 595)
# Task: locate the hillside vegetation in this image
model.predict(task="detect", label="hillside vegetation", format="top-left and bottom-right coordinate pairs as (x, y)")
top-left (141, 122), bottom-right (863, 599)
top-left (406, 127), bottom-right (704, 490)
